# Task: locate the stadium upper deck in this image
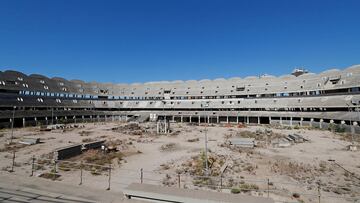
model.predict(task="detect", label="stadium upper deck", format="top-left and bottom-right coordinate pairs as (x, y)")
top-left (0, 65), bottom-right (359, 132)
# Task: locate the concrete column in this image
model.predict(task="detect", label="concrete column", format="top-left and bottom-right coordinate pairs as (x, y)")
top-left (290, 117), bottom-right (293, 126)
top-left (189, 116), bottom-right (192, 123)
top-left (310, 118), bottom-right (314, 127)
top-left (22, 118), bottom-right (26, 128)
top-left (82, 115), bottom-right (85, 122)
top-left (217, 116), bottom-right (219, 123)
top-left (320, 119), bottom-right (323, 129)
top-left (269, 116), bottom-right (272, 125)
top-left (236, 116), bottom-right (239, 124)
top-left (34, 117), bottom-right (37, 126)
top-left (181, 115), bottom-right (183, 123)
top-left (280, 117), bottom-right (282, 125)
top-left (198, 116), bottom-right (201, 124)
top-left (351, 122), bottom-right (357, 135)
top-left (207, 116), bottom-right (210, 124)
top-left (258, 117), bottom-right (260, 125)
top-left (246, 116), bottom-right (249, 124)
top-left (300, 117), bottom-right (303, 127)
top-left (226, 116), bottom-right (229, 123)
top-left (45, 117), bottom-right (48, 125)
top-left (172, 116), bottom-right (175, 122)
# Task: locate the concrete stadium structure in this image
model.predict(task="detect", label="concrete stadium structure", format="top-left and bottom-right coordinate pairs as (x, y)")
top-left (1, 65), bottom-right (360, 133)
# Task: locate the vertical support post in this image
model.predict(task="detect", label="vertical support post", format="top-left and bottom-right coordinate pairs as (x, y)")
top-left (217, 116), bottom-right (219, 123)
top-left (318, 184), bottom-right (321, 203)
top-left (226, 116), bottom-right (229, 123)
top-left (258, 116), bottom-right (260, 125)
top-left (31, 155), bottom-right (35, 176)
top-left (178, 174), bottom-right (181, 188)
top-left (23, 118), bottom-right (26, 128)
top-left (106, 164), bottom-right (111, 190)
top-left (10, 151), bottom-right (15, 172)
top-left (198, 115), bottom-right (201, 124)
top-left (280, 117), bottom-right (282, 125)
top-left (236, 116), bottom-right (239, 124)
top-left (140, 168), bottom-right (143, 184)
top-left (52, 160), bottom-right (57, 180)
top-left (290, 117), bottom-right (293, 127)
top-left (79, 161), bottom-right (83, 185)
top-left (180, 115), bottom-right (183, 123)
top-left (220, 173), bottom-right (223, 189)
top-left (267, 178), bottom-right (270, 198)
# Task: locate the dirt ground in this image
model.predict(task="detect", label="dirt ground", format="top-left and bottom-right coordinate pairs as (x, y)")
top-left (0, 121), bottom-right (359, 203)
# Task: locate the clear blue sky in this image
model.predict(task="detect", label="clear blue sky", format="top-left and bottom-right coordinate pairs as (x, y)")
top-left (0, 0), bottom-right (359, 83)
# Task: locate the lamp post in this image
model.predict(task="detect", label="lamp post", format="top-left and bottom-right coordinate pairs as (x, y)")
top-left (10, 106), bottom-right (16, 144)
top-left (202, 102), bottom-right (209, 175)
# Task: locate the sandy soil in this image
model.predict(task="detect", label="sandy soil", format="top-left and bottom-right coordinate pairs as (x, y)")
top-left (0, 122), bottom-right (359, 203)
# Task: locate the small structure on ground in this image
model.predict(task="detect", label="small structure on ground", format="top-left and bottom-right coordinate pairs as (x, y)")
top-left (229, 138), bottom-right (256, 148)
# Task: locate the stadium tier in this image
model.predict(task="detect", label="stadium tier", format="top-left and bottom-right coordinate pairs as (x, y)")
top-left (0, 65), bottom-right (360, 132)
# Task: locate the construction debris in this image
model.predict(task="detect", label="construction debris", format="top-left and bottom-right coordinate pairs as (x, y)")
top-left (229, 138), bottom-right (256, 148)
top-left (18, 137), bottom-right (40, 145)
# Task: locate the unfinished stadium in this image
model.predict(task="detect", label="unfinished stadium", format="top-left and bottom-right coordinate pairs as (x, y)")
top-left (0, 65), bottom-right (360, 203)
top-left (0, 65), bottom-right (360, 131)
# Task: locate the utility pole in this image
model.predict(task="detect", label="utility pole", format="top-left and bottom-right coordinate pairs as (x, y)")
top-left (202, 102), bottom-right (209, 175)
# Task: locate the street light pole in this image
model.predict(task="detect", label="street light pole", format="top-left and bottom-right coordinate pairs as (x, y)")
top-left (202, 102), bottom-right (209, 175)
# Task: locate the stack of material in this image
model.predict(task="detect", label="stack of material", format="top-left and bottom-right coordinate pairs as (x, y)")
top-left (229, 138), bottom-right (256, 148)
top-left (19, 137), bottom-right (40, 145)
top-left (82, 140), bottom-right (106, 151)
top-left (287, 134), bottom-right (308, 143)
top-left (54, 144), bottom-right (82, 160)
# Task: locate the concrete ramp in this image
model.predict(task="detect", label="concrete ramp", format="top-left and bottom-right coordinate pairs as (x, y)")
top-left (124, 183), bottom-right (274, 203)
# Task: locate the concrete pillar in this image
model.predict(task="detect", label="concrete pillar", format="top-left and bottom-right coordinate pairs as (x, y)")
top-left (246, 116), bottom-right (249, 124)
top-left (198, 116), bottom-right (201, 124)
top-left (82, 115), bottom-right (85, 122)
top-left (190, 116), bottom-right (192, 123)
top-left (226, 116), bottom-right (229, 123)
top-left (300, 117), bottom-right (303, 127)
top-left (172, 116), bottom-right (175, 122)
top-left (269, 116), bottom-right (272, 125)
top-left (236, 116), bottom-right (239, 124)
top-left (181, 115), bottom-right (183, 123)
top-left (320, 119), bottom-right (323, 129)
top-left (34, 117), bottom-right (37, 126)
top-left (207, 116), bottom-right (210, 124)
top-left (45, 117), bottom-right (48, 125)
top-left (22, 118), bottom-right (26, 128)
top-left (258, 117), bottom-right (260, 125)
top-left (217, 116), bottom-right (219, 123)
top-left (352, 122), bottom-right (357, 135)
top-left (280, 117), bottom-right (283, 125)
top-left (310, 118), bottom-right (314, 127)
top-left (290, 117), bottom-right (293, 126)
